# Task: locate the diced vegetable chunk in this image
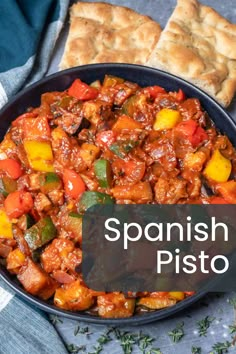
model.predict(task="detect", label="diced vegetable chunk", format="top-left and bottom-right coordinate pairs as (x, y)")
top-left (4, 191), bottom-right (33, 219)
top-left (23, 116), bottom-right (51, 140)
top-left (204, 149), bottom-right (232, 182)
top-left (137, 296), bottom-right (176, 309)
top-left (112, 115), bottom-right (142, 132)
top-left (94, 159), bottom-right (112, 188)
top-left (216, 180), bottom-right (236, 203)
top-left (24, 216), bottom-right (57, 251)
top-left (0, 159), bottom-right (23, 179)
top-left (78, 191), bottom-right (114, 211)
top-left (153, 108), bottom-right (181, 131)
top-left (63, 169), bottom-right (86, 199)
top-left (168, 292), bottom-right (185, 301)
top-left (24, 140), bottom-right (54, 172)
top-left (68, 79), bottom-right (98, 100)
top-left (112, 182), bottom-right (153, 203)
top-left (40, 172), bottom-right (62, 194)
top-left (18, 259), bottom-right (58, 300)
top-left (0, 176), bottom-right (17, 196)
top-left (80, 143), bottom-right (100, 167)
top-left (0, 209), bottom-right (13, 238)
top-left (103, 75), bottom-right (124, 87)
top-left (7, 248), bottom-right (25, 273)
top-left (97, 293), bottom-right (135, 318)
top-left (54, 280), bottom-right (94, 311)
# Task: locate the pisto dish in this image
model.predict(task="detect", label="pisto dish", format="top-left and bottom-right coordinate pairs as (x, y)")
top-left (0, 75), bottom-right (235, 318)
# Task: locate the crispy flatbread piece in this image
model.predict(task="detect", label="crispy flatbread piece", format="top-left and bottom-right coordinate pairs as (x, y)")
top-left (59, 2), bottom-right (161, 69)
top-left (147, 0), bottom-right (236, 107)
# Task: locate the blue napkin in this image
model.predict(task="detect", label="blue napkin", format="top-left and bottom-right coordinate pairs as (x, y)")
top-left (0, 0), bottom-right (70, 353)
top-left (0, 279), bottom-right (68, 354)
top-left (0, 0), bottom-right (69, 109)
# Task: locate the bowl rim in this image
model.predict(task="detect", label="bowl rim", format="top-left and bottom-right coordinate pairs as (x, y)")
top-left (0, 63), bottom-right (234, 324)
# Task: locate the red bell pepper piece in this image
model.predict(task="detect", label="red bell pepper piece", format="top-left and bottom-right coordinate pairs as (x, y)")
top-left (210, 196), bottom-right (228, 204)
top-left (175, 89), bottom-right (185, 102)
top-left (175, 120), bottom-right (208, 148)
top-left (215, 180), bottom-right (236, 204)
top-left (4, 191), bottom-right (33, 219)
top-left (63, 169), bottom-right (86, 199)
top-left (68, 79), bottom-right (98, 100)
top-left (12, 110), bottom-right (39, 127)
top-left (0, 159), bottom-right (23, 179)
top-left (143, 85), bottom-right (166, 99)
top-left (23, 116), bottom-right (51, 140)
top-left (96, 130), bottom-right (116, 148)
top-left (184, 291), bottom-right (195, 296)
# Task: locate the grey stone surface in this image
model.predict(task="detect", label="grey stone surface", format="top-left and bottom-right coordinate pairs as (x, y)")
top-left (48, 1), bottom-right (236, 353)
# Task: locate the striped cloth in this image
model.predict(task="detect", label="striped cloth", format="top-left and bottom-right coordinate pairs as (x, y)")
top-left (0, 0), bottom-right (69, 353)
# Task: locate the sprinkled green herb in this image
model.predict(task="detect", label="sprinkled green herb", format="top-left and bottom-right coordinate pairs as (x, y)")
top-left (191, 346), bottom-right (202, 354)
top-left (197, 316), bottom-right (215, 337)
top-left (49, 314), bottom-right (63, 325)
top-left (168, 322), bottom-right (185, 343)
top-left (211, 341), bottom-right (231, 354)
top-left (74, 325), bottom-right (93, 337)
top-left (229, 324), bottom-right (236, 334)
top-left (138, 332), bottom-right (154, 352)
top-left (67, 344), bottom-right (86, 353)
top-left (97, 333), bottom-right (112, 345)
top-left (89, 344), bottom-right (103, 354)
top-left (119, 333), bottom-right (137, 354)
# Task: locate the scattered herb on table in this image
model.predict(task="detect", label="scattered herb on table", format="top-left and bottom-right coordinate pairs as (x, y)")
top-left (49, 314), bottom-right (63, 325)
top-left (228, 324), bottom-right (236, 335)
top-left (74, 325), bottom-right (93, 337)
top-left (191, 346), bottom-right (202, 354)
top-left (197, 316), bottom-right (215, 337)
top-left (138, 332), bottom-right (154, 351)
top-left (97, 333), bottom-right (112, 345)
top-left (211, 341), bottom-right (231, 354)
top-left (168, 322), bottom-right (185, 343)
top-left (89, 344), bottom-right (103, 354)
top-left (67, 344), bottom-right (86, 353)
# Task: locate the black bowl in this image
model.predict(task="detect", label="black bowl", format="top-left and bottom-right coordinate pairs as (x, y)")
top-left (0, 63), bottom-right (235, 325)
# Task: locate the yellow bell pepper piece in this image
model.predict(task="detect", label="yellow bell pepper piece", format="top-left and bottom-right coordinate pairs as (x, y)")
top-left (168, 292), bottom-right (185, 301)
top-left (24, 140), bottom-right (54, 172)
top-left (0, 209), bottom-right (13, 239)
top-left (153, 108), bottom-right (181, 131)
top-left (203, 149), bottom-right (231, 182)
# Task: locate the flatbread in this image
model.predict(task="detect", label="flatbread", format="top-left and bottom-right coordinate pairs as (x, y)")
top-left (59, 2), bottom-right (161, 69)
top-left (147, 0), bottom-right (236, 107)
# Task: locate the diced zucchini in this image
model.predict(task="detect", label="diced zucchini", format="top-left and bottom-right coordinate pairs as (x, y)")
top-left (68, 212), bottom-right (82, 218)
top-left (0, 176), bottom-right (17, 197)
top-left (94, 159), bottom-right (112, 188)
top-left (66, 213), bottom-right (83, 242)
top-left (58, 96), bottom-right (73, 109)
top-left (17, 214), bottom-right (35, 231)
top-left (24, 216), bottom-right (57, 251)
top-left (122, 94), bottom-right (146, 117)
top-left (78, 191), bottom-right (114, 211)
top-left (103, 75), bottom-right (124, 88)
top-left (39, 172), bottom-right (62, 194)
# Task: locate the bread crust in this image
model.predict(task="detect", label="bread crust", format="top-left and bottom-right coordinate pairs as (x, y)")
top-left (147, 0), bottom-right (236, 107)
top-left (59, 2), bottom-right (161, 69)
